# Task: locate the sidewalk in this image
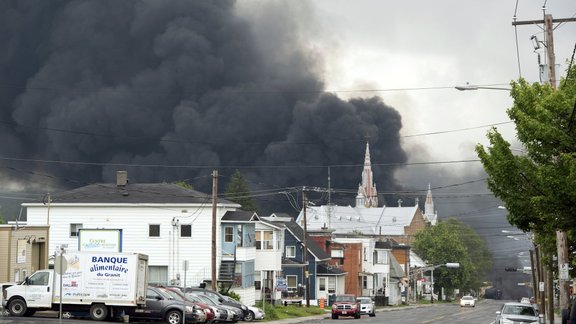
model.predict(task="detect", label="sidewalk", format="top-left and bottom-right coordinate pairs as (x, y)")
top-left (264, 303), bottom-right (432, 324)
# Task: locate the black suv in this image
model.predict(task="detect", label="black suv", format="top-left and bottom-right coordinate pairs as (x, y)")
top-left (124, 286), bottom-right (199, 324)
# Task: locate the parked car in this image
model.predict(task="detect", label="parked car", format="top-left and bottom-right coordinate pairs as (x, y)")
top-left (162, 287), bottom-right (213, 323)
top-left (356, 297), bottom-right (375, 317)
top-left (460, 296), bottom-right (476, 307)
top-left (124, 286), bottom-right (199, 324)
top-left (495, 302), bottom-right (541, 324)
top-left (245, 305), bottom-right (265, 321)
top-left (186, 288), bottom-right (249, 320)
top-left (185, 293), bottom-right (233, 323)
top-left (331, 294), bottom-right (360, 319)
top-left (195, 294), bottom-right (242, 322)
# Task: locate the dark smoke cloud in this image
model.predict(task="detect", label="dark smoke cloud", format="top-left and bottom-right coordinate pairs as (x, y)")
top-left (0, 0), bottom-right (406, 215)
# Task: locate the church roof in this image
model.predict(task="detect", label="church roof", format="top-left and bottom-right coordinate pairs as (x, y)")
top-left (296, 204), bottom-right (420, 236)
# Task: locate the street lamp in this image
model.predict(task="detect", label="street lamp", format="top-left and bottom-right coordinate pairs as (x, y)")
top-left (454, 83), bottom-right (511, 91)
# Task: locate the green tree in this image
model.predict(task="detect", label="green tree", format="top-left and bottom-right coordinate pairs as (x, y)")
top-left (475, 68), bottom-right (576, 267)
top-left (174, 180), bottom-right (194, 190)
top-left (224, 170), bottom-right (259, 212)
top-left (413, 218), bottom-right (492, 296)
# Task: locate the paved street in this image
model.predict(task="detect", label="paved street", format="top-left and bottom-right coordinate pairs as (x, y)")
top-left (0, 299), bottom-right (518, 324)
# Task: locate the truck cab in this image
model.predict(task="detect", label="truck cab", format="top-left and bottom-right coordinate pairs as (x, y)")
top-left (3, 270), bottom-right (54, 316)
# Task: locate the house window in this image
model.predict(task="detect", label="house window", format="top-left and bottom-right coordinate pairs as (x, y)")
top-left (255, 280), bottom-right (261, 290)
top-left (70, 223), bottom-right (83, 237)
top-left (149, 224), bottom-right (160, 237)
top-left (286, 246), bottom-right (296, 258)
top-left (331, 249), bottom-right (344, 258)
top-left (374, 250), bottom-right (388, 264)
top-left (181, 224), bottom-right (192, 238)
top-left (224, 226), bottom-right (234, 243)
top-left (255, 230), bottom-right (273, 250)
top-left (363, 276), bottom-right (368, 289)
top-left (148, 265), bottom-right (168, 285)
top-left (364, 247), bottom-right (368, 261)
top-left (328, 277), bottom-right (336, 293)
top-left (319, 278), bottom-right (326, 291)
top-left (286, 275), bottom-right (297, 289)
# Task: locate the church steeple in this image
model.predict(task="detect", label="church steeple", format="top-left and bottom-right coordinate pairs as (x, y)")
top-left (424, 183), bottom-right (438, 225)
top-left (356, 142), bottom-right (378, 208)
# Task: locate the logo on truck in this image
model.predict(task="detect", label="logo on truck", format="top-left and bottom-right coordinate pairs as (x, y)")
top-left (89, 256), bottom-right (130, 275)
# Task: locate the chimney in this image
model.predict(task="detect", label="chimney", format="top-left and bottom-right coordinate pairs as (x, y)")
top-left (116, 171), bottom-right (128, 187)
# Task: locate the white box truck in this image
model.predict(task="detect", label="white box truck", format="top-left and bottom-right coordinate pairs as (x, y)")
top-left (2, 251), bottom-right (148, 321)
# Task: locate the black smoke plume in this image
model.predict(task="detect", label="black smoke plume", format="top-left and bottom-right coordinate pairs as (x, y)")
top-left (0, 0), bottom-right (407, 215)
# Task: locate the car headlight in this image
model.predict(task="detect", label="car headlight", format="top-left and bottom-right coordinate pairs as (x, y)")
top-left (332, 305), bottom-right (337, 310)
top-left (241, 305), bottom-right (247, 310)
top-left (186, 306), bottom-right (194, 313)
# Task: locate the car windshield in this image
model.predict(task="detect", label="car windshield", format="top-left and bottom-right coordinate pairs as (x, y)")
top-left (163, 289), bottom-right (185, 301)
top-left (462, 296), bottom-right (474, 300)
top-left (335, 295), bottom-right (356, 302)
top-left (357, 298), bottom-right (371, 303)
top-left (503, 305), bottom-right (536, 316)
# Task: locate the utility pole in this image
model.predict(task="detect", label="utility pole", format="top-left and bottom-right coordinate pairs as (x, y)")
top-left (302, 189), bottom-right (310, 307)
top-left (211, 170), bottom-right (218, 291)
top-left (513, 14), bottom-right (576, 321)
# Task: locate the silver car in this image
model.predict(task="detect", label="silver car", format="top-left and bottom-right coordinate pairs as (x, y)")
top-left (495, 302), bottom-right (541, 324)
top-left (356, 297), bottom-right (375, 317)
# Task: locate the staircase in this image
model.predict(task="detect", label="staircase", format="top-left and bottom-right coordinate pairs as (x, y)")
top-left (219, 260), bottom-right (236, 285)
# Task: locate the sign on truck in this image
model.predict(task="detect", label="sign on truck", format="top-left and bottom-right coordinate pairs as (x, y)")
top-left (2, 251), bottom-right (148, 321)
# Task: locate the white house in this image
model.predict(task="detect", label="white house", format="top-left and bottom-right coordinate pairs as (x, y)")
top-left (23, 171), bottom-right (258, 306)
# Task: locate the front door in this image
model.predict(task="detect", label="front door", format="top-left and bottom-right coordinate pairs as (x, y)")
top-left (317, 277), bottom-right (328, 299)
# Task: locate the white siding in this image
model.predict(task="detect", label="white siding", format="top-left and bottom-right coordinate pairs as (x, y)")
top-left (26, 204), bottom-right (236, 287)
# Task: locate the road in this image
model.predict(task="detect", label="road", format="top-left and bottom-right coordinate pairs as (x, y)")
top-left (0, 299), bottom-right (512, 324)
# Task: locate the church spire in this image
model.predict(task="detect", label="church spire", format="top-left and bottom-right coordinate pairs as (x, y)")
top-left (424, 183), bottom-right (437, 225)
top-left (356, 142), bottom-right (378, 208)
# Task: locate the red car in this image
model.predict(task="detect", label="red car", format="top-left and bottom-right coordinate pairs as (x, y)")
top-left (162, 287), bottom-right (215, 324)
top-left (331, 294), bottom-right (360, 319)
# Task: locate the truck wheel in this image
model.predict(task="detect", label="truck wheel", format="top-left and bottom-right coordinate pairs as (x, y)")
top-left (90, 304), bottom-right (109, 321)
top-left (166, 309), bottom-right (183, 324)
top-left (8, 298), bottom-right (27, 317)
top-left (354, 312), bottom-right (361, 319)
top-left (331, 314), bottom-right (338, 319)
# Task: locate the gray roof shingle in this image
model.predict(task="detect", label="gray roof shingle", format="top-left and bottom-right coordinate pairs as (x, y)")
top-left (37, 183), bottom-right (238, 205)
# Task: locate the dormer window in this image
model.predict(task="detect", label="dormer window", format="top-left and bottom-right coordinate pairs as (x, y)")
top-left (331, 249), bottom-right (344, 258)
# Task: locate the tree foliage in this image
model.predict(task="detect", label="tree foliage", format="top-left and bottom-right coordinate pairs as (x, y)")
top-left (174, 180), bottom-right (194, 191)
top-left (413, 218), bottom-right (492, 295)
top-left (224, 170), bottom-right (259, 212)
top-left (475, 67), bottom-right (576, 263)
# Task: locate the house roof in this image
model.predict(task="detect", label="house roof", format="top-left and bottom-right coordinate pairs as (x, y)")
top-left (23, 183), bottom-right (239, 206)
top-left (389, 254), bottom-right (406, 279)
top-left (316, 263), bottom-right (347, 276)
top-left (281, 257), bottom-right (306, 267)
top-left (262, 216), bottom-right (330, 262)
top-left (296, 204), bottom-right (421, 236)
top-left (221, 211), bottom-right (260, 222)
